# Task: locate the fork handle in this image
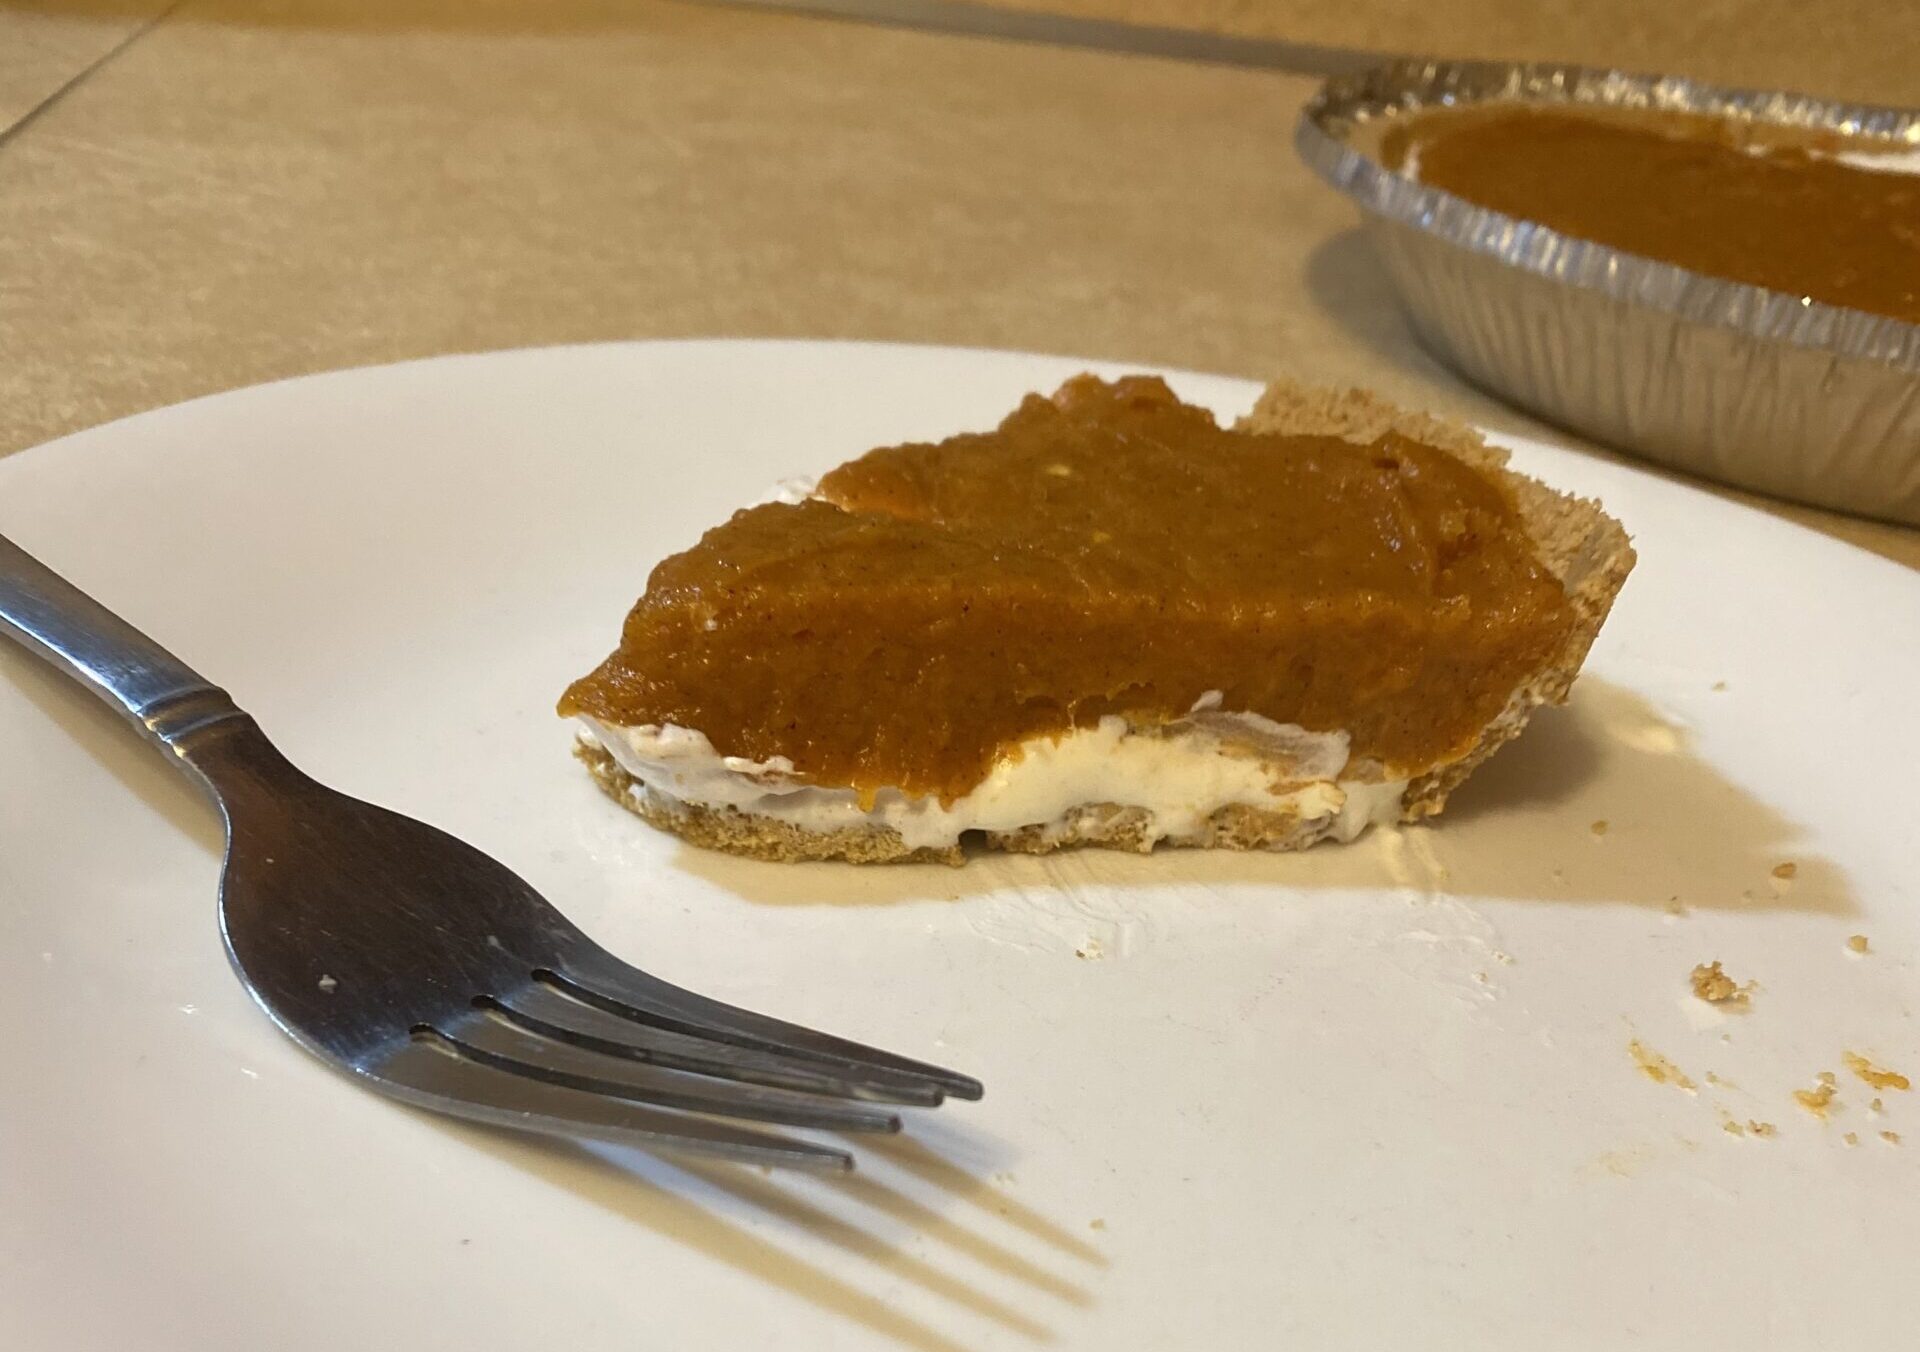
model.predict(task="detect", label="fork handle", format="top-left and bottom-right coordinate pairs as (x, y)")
top-left (0, 533), bottom-right (248, 757)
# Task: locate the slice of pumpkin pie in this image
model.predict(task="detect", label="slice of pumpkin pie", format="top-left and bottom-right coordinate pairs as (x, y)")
top-left (561, 375), bottom-right (1633, 864)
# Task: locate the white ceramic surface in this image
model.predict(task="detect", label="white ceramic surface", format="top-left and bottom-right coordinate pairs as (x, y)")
top-left (2, 340), bottom-right (1916, 1352)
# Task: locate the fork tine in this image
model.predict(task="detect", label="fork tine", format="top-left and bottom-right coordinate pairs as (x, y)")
top-left (491, 984), bottom-right (945, 1107)
top-left (371, 1036), bottom-right (854, 1170)
top-left (548, 958), bottom-right (985, 1101)
top-left (435, 1010), bottom-right (902, 1133)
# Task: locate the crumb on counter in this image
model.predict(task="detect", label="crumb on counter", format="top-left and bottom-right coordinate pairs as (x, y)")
top-left (1844, 1132), bottom-right (1861, 1147)
top-left (1847, 934), bottom-right (1872, 955)
top-left (1689, 960), bottom-right (1752, 1007)
top-left (1844, 1051), bottom-right (1911, 1092)
top-left (1794, 1072), bottom-right (1839, 1118)
top-left (1749, 1121), bottom-right (1778, 1138)
top-left (1089, 1218), bottom-right (1106, 1231)
top-left (1771, 861), bottom-right (1798, 880)
top-left (1629, 1039), bottom-right (1697, 1091)
top-left (1883, 1131), bottom-right (1902, 1146)
top-left (1590, 819), bottom-right (1609, 837)
top-left (1871, 1097), bottom-right (1886, 1115)
top-left (1711, 681), bottom-right (1728, 692)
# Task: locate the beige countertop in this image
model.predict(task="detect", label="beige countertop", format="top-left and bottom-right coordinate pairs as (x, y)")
top-left (4, 0), bottom-right (1917, 569)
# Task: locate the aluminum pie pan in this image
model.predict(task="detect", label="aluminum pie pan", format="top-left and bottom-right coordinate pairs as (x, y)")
top-left (1294, 59), bottom-right (1920, 526)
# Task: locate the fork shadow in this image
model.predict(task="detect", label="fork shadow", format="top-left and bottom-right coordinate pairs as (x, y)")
top-left (675, 677), bottom-right (1856, 918)
top-left (3, 594), bottom-right (1110, 1348)
top-left (445, 1116), bottom-right (1102, 1351)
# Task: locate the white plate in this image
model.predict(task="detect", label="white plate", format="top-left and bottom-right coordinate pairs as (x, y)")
top-left (3, 340), bottom-right (1917, 1352)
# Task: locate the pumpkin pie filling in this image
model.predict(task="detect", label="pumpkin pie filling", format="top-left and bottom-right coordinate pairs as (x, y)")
top-left (1389, 105), bottom-right (1920, 325)
top-left (561, 376), bottom-right (1581, 843)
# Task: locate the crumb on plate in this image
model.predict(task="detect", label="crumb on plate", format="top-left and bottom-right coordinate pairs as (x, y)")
top-left (1689, 960), bottom-right (1752, 1006)
top-left (1629, 1039), bottom-right (1696, 1091)
top-left (1794, 1072), bottom-right (1839, 1118)
top-left (1844, 1051), bottom-right (1911, 1092)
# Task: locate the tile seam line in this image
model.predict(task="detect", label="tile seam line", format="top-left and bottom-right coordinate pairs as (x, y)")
top-left (0, 1), bottom-right (186, 155)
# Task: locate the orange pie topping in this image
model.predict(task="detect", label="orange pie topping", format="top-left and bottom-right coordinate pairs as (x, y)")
top-left (561, 376), bottom-right (1576, 803)
top-left (1393, 105), bottom-right (1920, 325)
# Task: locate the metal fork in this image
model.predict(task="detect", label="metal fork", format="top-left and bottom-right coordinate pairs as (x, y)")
top-left (0, 534), bottom-right (980, 1169)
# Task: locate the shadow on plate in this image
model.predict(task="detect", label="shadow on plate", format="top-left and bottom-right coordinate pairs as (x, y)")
top-left (676, 677), bottom-right (1855, 917)
top-left (443, 1112), bottom-right (1102, 1351)
top-left (12, 621), bottom-right (1852, 922)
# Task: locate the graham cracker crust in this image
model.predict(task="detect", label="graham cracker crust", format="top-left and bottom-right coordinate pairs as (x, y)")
top-left (579, 379), bottom-right (1635, 863)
